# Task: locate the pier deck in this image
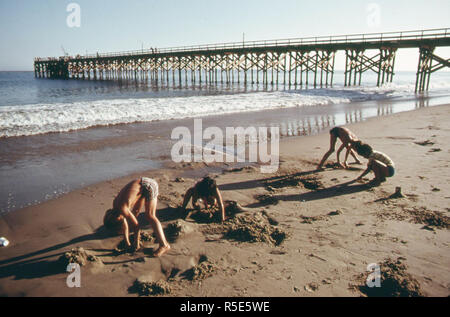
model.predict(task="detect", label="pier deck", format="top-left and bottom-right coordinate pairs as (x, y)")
top-left (34, 28), bottom-right (450, 92)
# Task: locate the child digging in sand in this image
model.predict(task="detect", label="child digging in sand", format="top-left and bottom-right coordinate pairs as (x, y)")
top-left (353, 142), bottom-right (395, 186)
top-left (181, 176), bottom-right (226, 222)
top-left (317, 126), bottom-right (362, 170)
top-left (103, 177), bottom-right (170, 257)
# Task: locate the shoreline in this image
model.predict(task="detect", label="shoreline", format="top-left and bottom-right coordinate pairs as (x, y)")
top-left (0, 104), bottom-right (449, 296)
top-left (1, 94), bottom-right (450, 215)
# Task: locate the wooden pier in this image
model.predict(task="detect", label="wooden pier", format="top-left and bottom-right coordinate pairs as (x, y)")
top-left (34, 28), bottom-right (450, 92)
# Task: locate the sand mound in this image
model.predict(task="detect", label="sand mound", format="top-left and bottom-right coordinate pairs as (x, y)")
top-left (185, 201), bottom-right (250, 224)
top-left (131, 276), bottom-right (172, 296)
top-left (225, 200), bottom-right (251, 216)
top-left (223, 212), bottom-right (288, 246)
top-left (165, 220), bottom-right (197, 241)
top-left (351, 258), bottom-right (424, 297)
top-left (182, 256), bottom-right (216, 281)
top-left (58, 247), bottom-right (102, 267)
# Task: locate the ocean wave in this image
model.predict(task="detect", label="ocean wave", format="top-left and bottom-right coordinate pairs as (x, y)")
top-left (0, 82), bottom-right (448, 137)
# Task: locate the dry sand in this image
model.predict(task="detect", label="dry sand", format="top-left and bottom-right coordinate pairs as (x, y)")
top-left (0, 104), bottom-right (449, 297)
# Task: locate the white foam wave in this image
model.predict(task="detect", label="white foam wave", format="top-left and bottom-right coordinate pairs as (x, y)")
top-left (0, 82), bottom-right (449, 137)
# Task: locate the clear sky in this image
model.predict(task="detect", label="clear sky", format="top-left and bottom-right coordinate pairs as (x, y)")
top-left (1, 0), bottom-right (449, 71)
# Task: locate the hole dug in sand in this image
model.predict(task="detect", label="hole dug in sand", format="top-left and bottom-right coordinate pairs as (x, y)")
top-left (58, 247), bottom-right (103, 268)
top-left (351, 258), bottom-right (425, 297)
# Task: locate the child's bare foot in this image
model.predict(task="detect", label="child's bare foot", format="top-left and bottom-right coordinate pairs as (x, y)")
top-left (132, 245), bottom-right (143, 253)
top-left (153, 245), bottom-right (170, 257)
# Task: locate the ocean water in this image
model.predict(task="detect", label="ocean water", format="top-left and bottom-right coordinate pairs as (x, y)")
top-left (1, 71), bottom-right (450, 138)
top-left (0, 70), bottom-right (449, 214)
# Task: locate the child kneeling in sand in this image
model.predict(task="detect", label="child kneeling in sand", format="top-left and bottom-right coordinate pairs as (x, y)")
top-left (182, 176), bottom-right (226, 222)
top-left (353, 143), bottom-right (395, 186)
top-left (317, 126), bottom-right (361, 170)
top-left (103, 177), bottom-right (170, 257)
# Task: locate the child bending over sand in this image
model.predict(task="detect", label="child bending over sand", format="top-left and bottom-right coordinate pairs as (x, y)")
top-left (317, 126), bottom-right (361, 170)
top-left (103, 177), bottom-right (170, 257)
top-left (353, 142), bottom-right (395, 186)
top-left (182, 176), bottom-right (226, 222)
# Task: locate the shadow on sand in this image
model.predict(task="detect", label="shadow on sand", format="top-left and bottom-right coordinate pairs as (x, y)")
top-left (218, 169), bottom-right (320, 191)
top-left (0, 206), bottom-right (188, 281)
top-left (0, 226), bottom-right (111, 280)
top-left (246, 180), bottom-right (371, 208)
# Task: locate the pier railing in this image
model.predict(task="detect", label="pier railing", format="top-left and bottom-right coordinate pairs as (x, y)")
top-left (35, 28), bottom-right (449, 62)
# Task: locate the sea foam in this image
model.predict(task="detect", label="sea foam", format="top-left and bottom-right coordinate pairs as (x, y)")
top-left (0, 82), bottom-right (449, 138)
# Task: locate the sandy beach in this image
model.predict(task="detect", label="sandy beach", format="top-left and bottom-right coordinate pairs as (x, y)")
top-left (0, 104), bottom-right (449, 297)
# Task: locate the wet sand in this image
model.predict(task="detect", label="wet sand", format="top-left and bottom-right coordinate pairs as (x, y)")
top-left (1, 94), bottom-right (448, 214)
top-left (0, 104), bottom-right (449, 297)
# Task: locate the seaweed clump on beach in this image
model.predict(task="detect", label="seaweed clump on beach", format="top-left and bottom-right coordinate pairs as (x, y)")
top-left (351, 258), bottom-right (424, 297)
top-left (378, 206), bottom-right (450, 230)
top-left (58, 247), bottom-right (102, 267)
top-left (403, 207), bottom-right (450, 230)
top-left (224, 212), bottom-right (288, 246)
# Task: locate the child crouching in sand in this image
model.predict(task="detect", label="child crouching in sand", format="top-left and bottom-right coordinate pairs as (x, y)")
top-left (182, 176), bottom-right (226, 222)
top-left (317, 126), bottom-right (361, 170)
top-left (103, 177), bottom-right (170, 257)
top-left (353, 142), bottom-right (395, 186)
